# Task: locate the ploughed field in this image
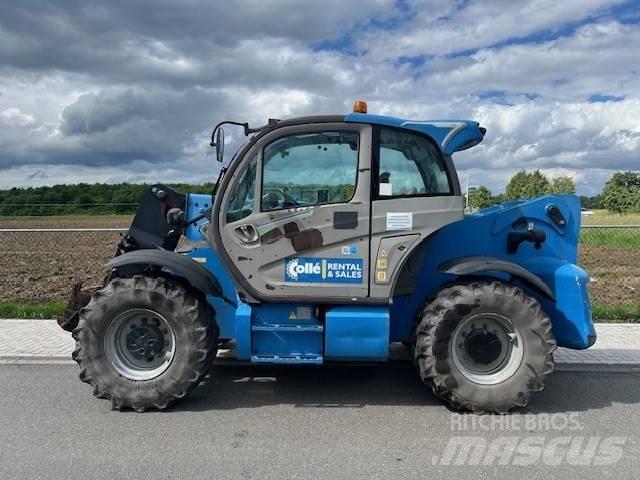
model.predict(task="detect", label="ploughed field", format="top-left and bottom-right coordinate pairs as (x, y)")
top-left (0, 216), bottom-right (130, 302)
top-left (0, 216), bottom-right (638, 311)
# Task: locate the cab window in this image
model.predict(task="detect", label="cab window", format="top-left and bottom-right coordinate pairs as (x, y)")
top-left (225, 153), bottom-right (257, 223)
top-left (377, 128), bottom-right (452, 197)
top-left (261, 131), bottom-right (359, 211)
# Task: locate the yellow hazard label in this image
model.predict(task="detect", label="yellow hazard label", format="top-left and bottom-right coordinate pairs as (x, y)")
top-left (377, 258), bottom-right (388, 269)
top-left (380, 249), bottom-right (388, 258)
top-left (289, 311), bottom-right (297, 320)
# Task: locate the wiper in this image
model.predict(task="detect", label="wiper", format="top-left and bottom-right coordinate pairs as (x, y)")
top-left (212, 165), bottom-right (228, 196)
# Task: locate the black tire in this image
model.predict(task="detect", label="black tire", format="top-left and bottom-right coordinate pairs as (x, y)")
top-left (414, 280), bottom-right (556, 414)
top-left (72, 274), bottom-right (218, 411)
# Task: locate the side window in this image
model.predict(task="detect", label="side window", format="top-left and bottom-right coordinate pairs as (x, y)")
top-left (377, 128), bottom-right (452, 197)
top-left (261, 131), bottom-right (358, 211)
top-left (225, 153), bottom-right (257, 223)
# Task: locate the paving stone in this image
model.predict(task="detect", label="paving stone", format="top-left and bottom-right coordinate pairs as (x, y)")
top-left (1, 320), bottom-right (640, 366)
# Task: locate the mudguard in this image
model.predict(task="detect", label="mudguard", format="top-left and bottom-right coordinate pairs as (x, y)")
top-left (438, 255), bottom-right (555, 301)
top-left (107, 249), bottom-right (224, 299)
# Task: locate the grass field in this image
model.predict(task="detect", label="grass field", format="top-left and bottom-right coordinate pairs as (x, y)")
top-left (580, 228), bottom-right (640, 250)
top-left (581, 209), bottom-right (640, 225)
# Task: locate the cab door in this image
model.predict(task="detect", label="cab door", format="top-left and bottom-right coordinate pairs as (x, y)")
top-left (368, 126), bottom-right (464, 299)
top-left (214, 122), bottom-right (373, 302)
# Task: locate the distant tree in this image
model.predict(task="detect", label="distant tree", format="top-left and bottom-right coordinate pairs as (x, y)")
top-left (505, 169), bottom-right (550, 200)
top-left (547, 176), bottom-right (576, 195)
top-left (468, 185), bottom-right (494, 210)
top-left (492, 192), bottom-right (506, 205)
top-left (505, 170), bottom-right (529, 200)
top-left (0, 182), bottom-right (218, 216)
top-left (524, 170), bottom-right (551, 198)
top-left (74, 192), bottom-right (94, 205)
top-left (601, 171), bottom-right (640, 213)
top-left (580, 195), bottom-right (601, 210)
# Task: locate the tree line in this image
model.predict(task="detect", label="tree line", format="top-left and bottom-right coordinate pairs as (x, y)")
top-left (0, 182), bottom-right (215, 216)
top-left (1, 170), bottom-right (638, 216)
top-left (468, 170), bottom-right (640, 213)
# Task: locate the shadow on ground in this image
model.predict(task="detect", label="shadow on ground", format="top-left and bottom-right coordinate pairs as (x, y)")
top-left (171, 362), bottom-right (640, 415)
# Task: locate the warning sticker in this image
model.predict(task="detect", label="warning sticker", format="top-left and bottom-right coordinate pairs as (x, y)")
top-left (386, 212), bottom-right (413, 231)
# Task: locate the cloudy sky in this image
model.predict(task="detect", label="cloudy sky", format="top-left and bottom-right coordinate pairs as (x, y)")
top-left (0, 0), bottom-right (638, 195)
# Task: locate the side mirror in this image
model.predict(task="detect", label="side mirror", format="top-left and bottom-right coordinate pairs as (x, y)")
top-left (215, 127), bottom-right (225, 163)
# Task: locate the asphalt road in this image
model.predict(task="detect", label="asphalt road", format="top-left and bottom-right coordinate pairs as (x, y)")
top-left (1, 364), bottom-right (639, 480)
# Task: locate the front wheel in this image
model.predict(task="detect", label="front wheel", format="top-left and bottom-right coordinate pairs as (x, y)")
top-left (414, 280), bottom-right (556, 414)
top-left (72, 275), bottom-right (218, 411)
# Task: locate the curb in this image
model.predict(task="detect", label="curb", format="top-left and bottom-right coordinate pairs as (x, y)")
top-left (0, 355), bottom-right (75, 365)
top-left (555, 363), bottom-right (640, 373)
top-left (3, 355), bottom-right (640, 373)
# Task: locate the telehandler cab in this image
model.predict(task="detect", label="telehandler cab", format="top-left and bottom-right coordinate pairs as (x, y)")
top-left (62, 101), bottom-right (595, 413)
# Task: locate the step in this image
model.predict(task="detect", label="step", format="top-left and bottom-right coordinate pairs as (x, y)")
top-left (251, 354), bottom-right (323, 365)
top-left (251, 324), bottom-right (324, 333)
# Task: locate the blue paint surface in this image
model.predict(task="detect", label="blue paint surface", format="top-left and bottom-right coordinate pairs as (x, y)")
top-left (345, 112), bottom-right (485, 154)
top-left (325, 306), bottom-right (389, 361)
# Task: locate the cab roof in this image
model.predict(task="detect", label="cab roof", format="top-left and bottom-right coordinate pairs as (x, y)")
top-left (344, 112), bottom-right (486, 155)
top-left (266, 113), bottom-right (486, 156)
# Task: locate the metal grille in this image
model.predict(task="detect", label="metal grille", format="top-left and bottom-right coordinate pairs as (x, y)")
top-left (579, 225), bottom-right (640, 310)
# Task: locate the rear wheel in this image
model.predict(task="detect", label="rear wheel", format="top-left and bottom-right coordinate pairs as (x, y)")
top-left (414, 280), bottom-right (556, 414)
top-left (72, 274), bottom-right (218, 411)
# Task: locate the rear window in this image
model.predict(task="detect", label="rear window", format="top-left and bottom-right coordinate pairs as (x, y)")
top-left (377, 128), bottom-right (452, 197)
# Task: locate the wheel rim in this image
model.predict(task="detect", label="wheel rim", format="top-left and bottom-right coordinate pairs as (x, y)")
top-left (104, 308), bottom-right (176, 381)
top-left (451, 313), bottom-right (523, 385)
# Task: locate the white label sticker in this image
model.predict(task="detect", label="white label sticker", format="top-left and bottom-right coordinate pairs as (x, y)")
top-left (379, 183), bottom-right (392, 196)
top-left (386, 212), bottom-right (413, 231)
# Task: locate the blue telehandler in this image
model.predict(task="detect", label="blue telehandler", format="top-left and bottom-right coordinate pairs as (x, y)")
top-left (61, 101), bottom-right (596, 413)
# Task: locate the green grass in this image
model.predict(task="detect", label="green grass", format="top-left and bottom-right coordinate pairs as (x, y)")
top-left (592, 303), bottom-right (640, 323)
top-left (0, 300), bottom-right (66, 319)
top-left (580, 228), bottom-right (640, 250)
top-left (1, 300), bottom-right (638, 324)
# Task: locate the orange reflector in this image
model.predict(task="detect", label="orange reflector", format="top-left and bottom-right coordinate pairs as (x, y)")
top-left (353, 100), bottom-right (368, 113)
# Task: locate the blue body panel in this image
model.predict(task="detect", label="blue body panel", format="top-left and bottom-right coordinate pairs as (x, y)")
top-left (185, 193), bottom-right (213, 240)
top-left (184, 245), bottom-right (238, 339)
top-left (325, 306), bottom-right (389, 361)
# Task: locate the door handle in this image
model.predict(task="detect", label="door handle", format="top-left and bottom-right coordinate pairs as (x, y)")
top-left (233, 224), bottom-right (259, 244)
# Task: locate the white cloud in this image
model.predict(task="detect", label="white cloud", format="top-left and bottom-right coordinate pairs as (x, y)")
top-left (0, 107), bottom-right (35, 127)
top-left (0, 0), bottom-right (638, 196)
top-left (358, 0), bottom-right (625, 58)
